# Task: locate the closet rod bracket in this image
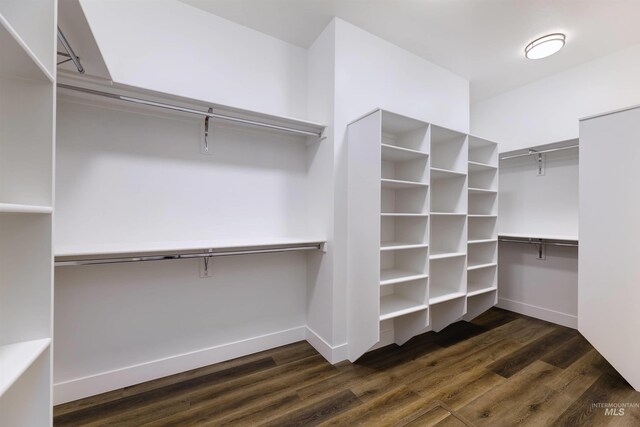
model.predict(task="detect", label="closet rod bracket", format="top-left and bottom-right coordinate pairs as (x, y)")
top-left (203, 108), bottom-right (213, 154)
top-left (200, 249), bottom-right (214, 278)
top-left (529, 149), bottom-right (545, 176)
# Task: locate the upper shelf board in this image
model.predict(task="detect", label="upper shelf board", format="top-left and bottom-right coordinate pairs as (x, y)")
top-left (381, 144), bottom-right (428, 162)
top-left (0, 338), bottom-right (51, 397)
top-left (499, 232), bottom-right (578, 242)
top-left (55, 237), bottom-right (326, 260)
top-left (0, 15), bottom-right (54, 82)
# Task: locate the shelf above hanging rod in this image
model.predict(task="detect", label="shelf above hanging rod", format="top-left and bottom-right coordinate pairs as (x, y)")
top-left (57, 84), bottom-right (325, 138)
top-left (500, 144), bottom-right (579, 160)
top-left (55, 238), bottom-right (326, 267)
top-left (498, 235), bottom-right (578, 247)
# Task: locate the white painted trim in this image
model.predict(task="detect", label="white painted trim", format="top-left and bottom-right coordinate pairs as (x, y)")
top-left (53, 326), bottom-right (306, 405)
top-left (497, 297), bottom-right (577, 329)
top-left (305, 326), bottom-right (348, 364)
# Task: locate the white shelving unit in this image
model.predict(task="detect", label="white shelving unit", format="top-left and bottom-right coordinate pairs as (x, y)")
top-left (347, 110), bottom-right (499, 361)
top-left (465, 136), bottom-right (499, 321)
top-left (0, 2), bottom-right (56, 425)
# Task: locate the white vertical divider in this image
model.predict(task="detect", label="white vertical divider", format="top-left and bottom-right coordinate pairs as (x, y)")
top-left (579, 107), bottom-right (640, 391)
top-left (347, 110), bottom-right (382, 361)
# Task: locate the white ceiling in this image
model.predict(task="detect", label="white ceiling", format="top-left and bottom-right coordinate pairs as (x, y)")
top-left (180, 0), bottom-right (640, 102)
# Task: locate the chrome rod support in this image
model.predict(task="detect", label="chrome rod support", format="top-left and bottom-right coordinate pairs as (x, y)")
top-left (57, 27), bottom-right (84, 74)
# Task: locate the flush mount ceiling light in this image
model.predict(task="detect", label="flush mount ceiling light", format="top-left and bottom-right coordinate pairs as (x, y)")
top-left (525, 33), bottom-right (566, 59)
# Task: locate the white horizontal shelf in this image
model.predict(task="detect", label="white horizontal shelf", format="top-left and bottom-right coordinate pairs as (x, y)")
top-left (467, 287), bottom-right (497, 297)
top-left (381, 178), bottom-right (428, 189)
top-left (55, 237), bottom-right (326, 259)
top-left (468, 239), bottom-right (498, 245)
top-left (468, 262), bottom-right (497, 271)
top-left (468, 161), bottom-right (497, 171)
top-left (431, 167), bottom-right (467, 178)
top-left (381, 213), bottom-right (429, 218)
top-left (429, 291), bottom-right (466, 305)
top-left (430, 252), bottom-right (466, 260)
top-left (468, 214), bottom-right (497, 218)
top-left (0, 15), bottom-right (54, 82)
top-left (430, 212), bottom-right (466, 216)
top-left (380, 269), bottom-right (428, 286)
top-left (0, 203), bottom-right (53, 214)
top-left (468, 188), bottom-right (497, 194)
top-left (380, 242), bottom-right (428, 251)
top-left (381, 144), bottom-right (428, 162)
top-left (380, 295), bottom-right (428, 321)
top-left (0, 338), bottom-right (51, 397)
top-left (499, 232), bottom-right (579, 242)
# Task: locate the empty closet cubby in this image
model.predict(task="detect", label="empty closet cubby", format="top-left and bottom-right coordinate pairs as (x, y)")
top-left (430, 173), bottom-right (467, 213)
top-left (380, 278), bottom-right (428, 321)
top-left (429, 254), bottom-right (466, 303)
top-left (468, 216), bottom-right (498, 241)
top-left (381, 187), bottom-right (429, 214)
top-left (380, 247), bottom-right (429, 285)
top-left (430, 215), bottom-right (466, 256)
top-left (430, 125), bottom-right (468, 173)
top-left (468, 136), bottom-right (498, 167)
top-left (381, 156), bottom-right (429, 183)
top-left (381, 113), bottom-right (429, 152)
top-left (430, 296), bottom-right (466, 332)
top-left (465, 290), bottom-right (498, 320)
top-left (468, 241), bottom-right (498, 269)
top-left (381, 216), bottom-right (429, 249)
top-left (467, 265), bottom-right (497, 295)
top-left (469, 168), bottom-right (498, 191)
top-left (468, 191), bottom-right (497, 215)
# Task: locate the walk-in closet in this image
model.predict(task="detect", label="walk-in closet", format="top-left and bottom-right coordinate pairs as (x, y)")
top-left (1, 0), bottom-right (639, 425)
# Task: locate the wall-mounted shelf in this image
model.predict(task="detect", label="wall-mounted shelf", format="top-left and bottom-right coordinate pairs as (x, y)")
top-left (380, 269), bottom-right (429, 286)
top-left (467, 287), bottom-right (497, 297)
top-left (0, 203), bottom-right (53, 214)
top-left (55, 238), bottom-right (326, 266)
top-left (381, 178), bottom-right (428, 189)
top-left (499, 232), bottom-right (578, 242)
top-left (380, 295), bottom-right (427, 321)
top-left (468, 262), bottom-right (497, 271)
top-left (381, 144), bottom-right (428, 161)
top-left (429, 291), bottom-right (466, 305)
top-left (0, 15), bottom-right (54, 82)
top-left (0, 339), bottom-right (51, 397)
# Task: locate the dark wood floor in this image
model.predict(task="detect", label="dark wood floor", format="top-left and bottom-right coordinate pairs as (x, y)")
top-left (54, 308), bottom-right (640, 426)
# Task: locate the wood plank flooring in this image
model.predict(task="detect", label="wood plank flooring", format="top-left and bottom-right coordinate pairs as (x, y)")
top-left (54, 308), bottom-right (640, 426)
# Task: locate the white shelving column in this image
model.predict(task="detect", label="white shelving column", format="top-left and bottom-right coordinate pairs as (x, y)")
top-left (465, 136), bottom-right (499, 320)
top-left (0, 1), bottom-right (56, 425)
top-left (347, 110), bottom-right (430, 361)
top-left (429, 126), bottom-right (468, 331)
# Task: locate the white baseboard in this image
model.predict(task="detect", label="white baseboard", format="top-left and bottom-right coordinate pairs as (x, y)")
top-left (305, 326), bottom-right (348, 364)
top-left (497, 297), bottom-right (577, 329)
top-left (53, 326), bottom-right (307, 405)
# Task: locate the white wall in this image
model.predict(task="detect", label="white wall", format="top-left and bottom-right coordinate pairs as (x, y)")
top-left (79, 0), bottom-right (307, 119)
top-left (472, 43), bottom-right (640, 152)
top-left (332, 18), bottom-right (469, 349)
top-left (54, 98), bottom-right (314, 403)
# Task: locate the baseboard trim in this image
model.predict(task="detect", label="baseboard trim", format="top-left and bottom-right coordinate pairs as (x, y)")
top-left (53, 326), bottom-right (307, 405)
top-left (497, 297), bottom-right (577, 329)
top-left (305, 326), bottom-right (348, 364)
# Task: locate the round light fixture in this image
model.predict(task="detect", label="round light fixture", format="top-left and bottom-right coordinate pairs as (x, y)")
top-left (525, 33), bottom-right (566, 59)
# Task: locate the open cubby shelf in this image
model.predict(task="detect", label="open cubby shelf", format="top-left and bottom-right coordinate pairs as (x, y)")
top-left (0, 203), bottom-right (52, 214)
top-left (0, 338), bottom-right (51, 397)
top-left (467, 287), bottom-right (497, 297)
top-left (348, 110), bottom-right (497, 359)
top-left (381, 143), bottom-right (428, 161)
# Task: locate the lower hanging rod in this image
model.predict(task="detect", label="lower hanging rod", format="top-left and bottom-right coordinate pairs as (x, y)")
top-left (500, 145), bottom-right (579, 160)
top-left (498, 237), bottom-right (578, 248)
top-left (55, 244), bottom-right (322, 267)
top-left (57, 84), bottom-right (323, 138)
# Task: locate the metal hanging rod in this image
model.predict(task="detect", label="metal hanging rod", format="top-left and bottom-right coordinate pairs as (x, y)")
top-left (57, 84), bottom-right (323, 138)
top-left (500, 144), bottom-right (579, 160)
top-left (55, 243), bottom-right (323, 267)
top-left (498, 237), bottom-right (578, 248)
top-left (57, 27), bottom-right (84, 73)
